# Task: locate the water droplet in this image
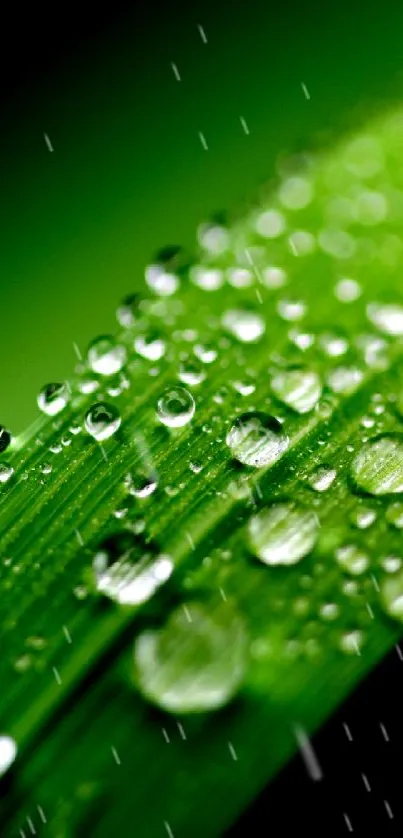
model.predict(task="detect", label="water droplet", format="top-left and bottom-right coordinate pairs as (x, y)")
top-left (381, 556), bottom-right (402, 573)
top-left (308, 465), bottom-right (337, 492)
top-left (386, 502), bottom-right (403, 528)
top-left (37, 383), bottom-right (70, 416)
top-left (247, 501), bottom-right (319, 565)
top-left (145, 246), bottom-right (187, 296)
top-left (198, 222), bottom-right (229, 254)
top-left (380, 571), bottom-right (403, 621)
top-left (261, 266), bottom-right (287, 288)
top-left (227, 267), bottom-right (253, 288)
top-left (277, 299), bottom-right (307, 321)
top-left (271, 367), bottom-right (322, 414)
top-left (336, 544), bottom-right (369, 576)
top-left (193, 343), bottom-right (217, 364)
top-left (255, 209), bottom-right (286, 239)
top-left (278, 176), bottom-right (313, 210)
top-left (93, 532), bottom-right (173, 606)
top-left (178, 359), bottom-right (206, 386)
top-left (343, 136), bottom-right (384, 179)
top-left (318, 331), bottom-right (349, 357)
top-left (84, 402), bottom-right (121, 441)
top-left (226, 412), bottom-right (289, 468)
top-left (77, 375), bottom-right (100, 395)
top-left (0, 735), bottom-right (17, 777)
top-left (135, 332), bottom-right (166, 361)
top-left (87, 336), bottom-right (127, 376)
top-left (157, 387), bottom-right (195, 428)
top-left (288, 230), bottom-right (316, 256)
top-left (334, 278), bottom-right (361, 302)
top-left (0, 427), bottom-right (11, 454)
top-left (340, 629), bottom-right (364, 655)
top-left (351, 506), bottom-right (377, 529)
top-left (222, 309), bottom-right (265, 343)
top-left (133, 601), bottom-right (248, 713)
top-left (354, 190), bottom-right (387, 225)
top-left (318, 229), bottom-right (356, 259)
top-left (367, 303), bottom-right (403, 336)
top-left (0, 463), bottom-right (14, 484)
top-left (327, 366), bottom-right (363, 394)
top-left (319, 602), bottom-right (340, 621)
top-left (351, 434), bottom-right (403, 495)
top-left (125, 470), bottom-right (158, 498)
top-left (232, 380), bottom-right (256, 396)
top-left (190, 266), bottom-right (224, 291)
top-left (116, 293), bottom-right (142, 327)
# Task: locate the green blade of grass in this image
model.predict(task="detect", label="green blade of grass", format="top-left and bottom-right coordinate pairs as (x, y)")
top-left (2, 105), bottom-right (403, 836)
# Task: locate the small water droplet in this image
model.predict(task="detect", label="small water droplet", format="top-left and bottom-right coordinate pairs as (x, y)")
top-left (156, 387), bottom-right (195, 428)
top-left (336, 544), bottom-right (369, 576)
top-left (327, 366), bottom-right (363, 394)
top-left (308, 465), bottom-right (337, 492)
top-left (178, 359), bottom-right (206, 386)
top-left (193, 342), bottom-right (217, 364)
top-left (271, 367), bottom-right (322, 414)
top-left (125, 470), bottom-right (158, 498)
top-left (277, 299), bottom-right (307, 321)
top-left (380, 570), bottom-right (403, 622)
top-left (84, 402), bottom-right (121, 441)
top-left (334, 278), bottom-right (362, 302)
top-left (340, 629), bottom-right (364, 655)
top-left (135, 331), bottom-right (166, 361)
top-left (116, 293), bottom-right (142, 327)
top-left (351, 434), bottom-right (403, 495)
top-left (87, 335), bottom-right (127, 376)
top-left (190, 266), bottom-right (224, 291)
top-left (381, 556), bottom-right (402, 573)
top-left (222, 309), bottom-right (265, 343)
top-left (0, 735), bottom-right (17, 777)
top-left (133, 601), bottom-right (248, 713)
top-left (0, 463), bottom-right (14, 484)
top-left (247, 501), bottom-right (319, 565)
top-left (93, 532), bottom-right (173, 606)
top-left (278, 176), bottom-right (313, 210)
top-left (351, 506), bottom-right (377, 529)
top-left (37, 383), bottom-right (70, 416)
top-left (367, 303), bottom-right (403, 336)
top-left (145, 246), bottom-right (187, 296)
top-left (255, 209), bottom-right (286, 239)
top-left (226, 412), bottom-right (289, 468)
top-left (386, 502), bottom-right (403, 528)
top-left (0, 427), bottom-right (11, 453)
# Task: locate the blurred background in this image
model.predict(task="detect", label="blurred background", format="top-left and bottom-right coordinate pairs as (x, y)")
top-left (2, 0), bottom-right (403, 432)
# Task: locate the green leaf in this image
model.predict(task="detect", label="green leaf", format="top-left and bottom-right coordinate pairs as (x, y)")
top-left (2, 106), bottom-right (403, 837)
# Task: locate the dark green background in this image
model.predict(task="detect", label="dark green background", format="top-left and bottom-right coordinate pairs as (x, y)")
top-left (2, 2), bottom-right (403, 432)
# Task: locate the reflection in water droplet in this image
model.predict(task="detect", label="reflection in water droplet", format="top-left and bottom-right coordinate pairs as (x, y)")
top-left (351, 434), bottom-right (403, 495)
top-left (87, 336), bottom-right (127, 376)
top-left (133, 601), bottom-right (248, 713)
top-left (37, 383), bottom-right (70, 416)
top-left (222, 309), bottom-right (265, 343)
top-left (226, 412), bottom-right (289, 468)
top-left (145, 245), bottom-right (187, 296)
top-left (350, 507), bottom-right (377, 529)
top-left (193, 343), bottom-right (217, 364)
top-left (178, 359), bottom-right (206, 386)
top-left (85, 402), bottom-right (121, 441)
top-left (190, 266), bottom-right (224, 291)
top-left (93, 532), bottom-right (173, 606)
top-left (116, 293), bottom-right (142, 327)
top-left (157, 387), bottom-right (195, 428)
top-left (135, 332), bottom-right (166, 361)
top-left (271, 368), bottom-right (322, 414)
top-left (247, 501), bottom-right (319, 565)
top-left (125, 470), bottom-right (158, 498)
top-left (336, 544), bottom-right (369, 576)
top-left (0, 735), bottom-right (17, 777)
top-left (0, 464), bottom-right (14, 484)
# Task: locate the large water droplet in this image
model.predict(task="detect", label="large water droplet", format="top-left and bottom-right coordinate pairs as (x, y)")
top-left (93, 532), bottom-right (173, 606)
top-left (247, 501), bottom-right (319, 565)
top-left (380, 571), bottom-right (403, 622)
top-left (271, 368), bottom-right (322, 414)
top-left (351, 434), bottom-right (403, 495)
top-left (222, 309), bottom-right (265, 343)
top-left (133, 601), bottom-right (248, 713)
top-left (367, 303), bottom-right (403, 336)
top-left (157, 386), bottom-right (195, 428)
top-left (87, 336), bottom-right (127, 376)
top-left (85, 402), bottom-right (121, 441)
top-left (37, 383), bottom-right (70, 416)
top-left (0, 427), bottom-right (11, 454)
top-left (226, 412), bottom-right (289, 468)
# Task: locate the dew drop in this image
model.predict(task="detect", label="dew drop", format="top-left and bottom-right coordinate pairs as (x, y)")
top-left (125, 470), bottom-right (158, 498)
top-left (0, 464), bottom-right (14, 484)
top-left (133, 601), bottom-right (248, 713)
top-left (247, 501), bottom-right (319, 565)
top-left (380, 570), bottom-right (403, 622)
top-left (145, 245), bottom-right (187, 296)
top-left (226, 412), bottom-right (289, 468)
top-left (0, 427), bottom-right (11, 454)
top-left (84, 402), bottom-right (121, 441)
top-left (135, 332), bottom-right (166, 361)
top-left (308, 465), bottom-right (337, 492)
top-left (0, 735), bottom-right (17, 777)
top-left (367, 303), bottom-right (403, 336)
top-left (277, 299), bottom-right (307, 321)
top-left (336, 544), bottom-right (369, 576)
top-left (116, 293), bottom-right (142, 327)
top-left (87, 335), bottom-right (127, 376)
top-left (93, 532), bottom-right (173, 606)
top-left (157, 386), bottom-right (195, 428)
top-left (193, 343), bottom-right (217, 364)
top-left (271, 367), bottom-right (322, 414)
top-left (178, 359), bottom-right (206, 386)
top-left (351, 434), bottom-right (403, 495)
top-left (351, 506), bottom-right (377, 529)
top-left (190, 266), bottom-right (224, 291)
top-left (386, 502), bottom-right (403, 528)
top-left (37, 383), bottom-right (70, 416)
top-left (222, 309), bottom-right (265, 343)
top-left (334, 278), bottom-right (362, 302)
top-left (278, 176), bottom-right (313, 210)
top-left (255, 209), bottom-right (286, 239)
top-left (340, 629), bottom-right (364, 655)
top-left (327, 366), bottom-right (363, 395)
top-left (261, 266), bottom-right (287, 289)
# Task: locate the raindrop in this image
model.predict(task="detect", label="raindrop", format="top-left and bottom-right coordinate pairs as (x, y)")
top-left (87, 335), bottom-right (127, 376)
top-left (84, 402), bottom-right (121, 441)
top-left (222, 309), bottom-right (265, 343)
top-left (247, 501), bottom-right (319, 565)
top-left (351, 434), bottom-right (403, 495)
top-left (261, 266), bottom-right (287, 288)
top-left (0, 427), bottom-right (11, 453)
top-left (226, 412), bottom-right (289, 468)
top-left (133, 601), bottom-right (248, 713)
top-left (271, 367), bottom-right (322, 414)
top-left (336, 544), bottom-right (369, 576)
top-left (0, 464), bottom-right (14, 484)
top-left (157, 387), bottom-right (195, 428)
top-left (37, 383), bottom-right (70, 416)
top-left (93, 532), bottom-right (173, 606)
